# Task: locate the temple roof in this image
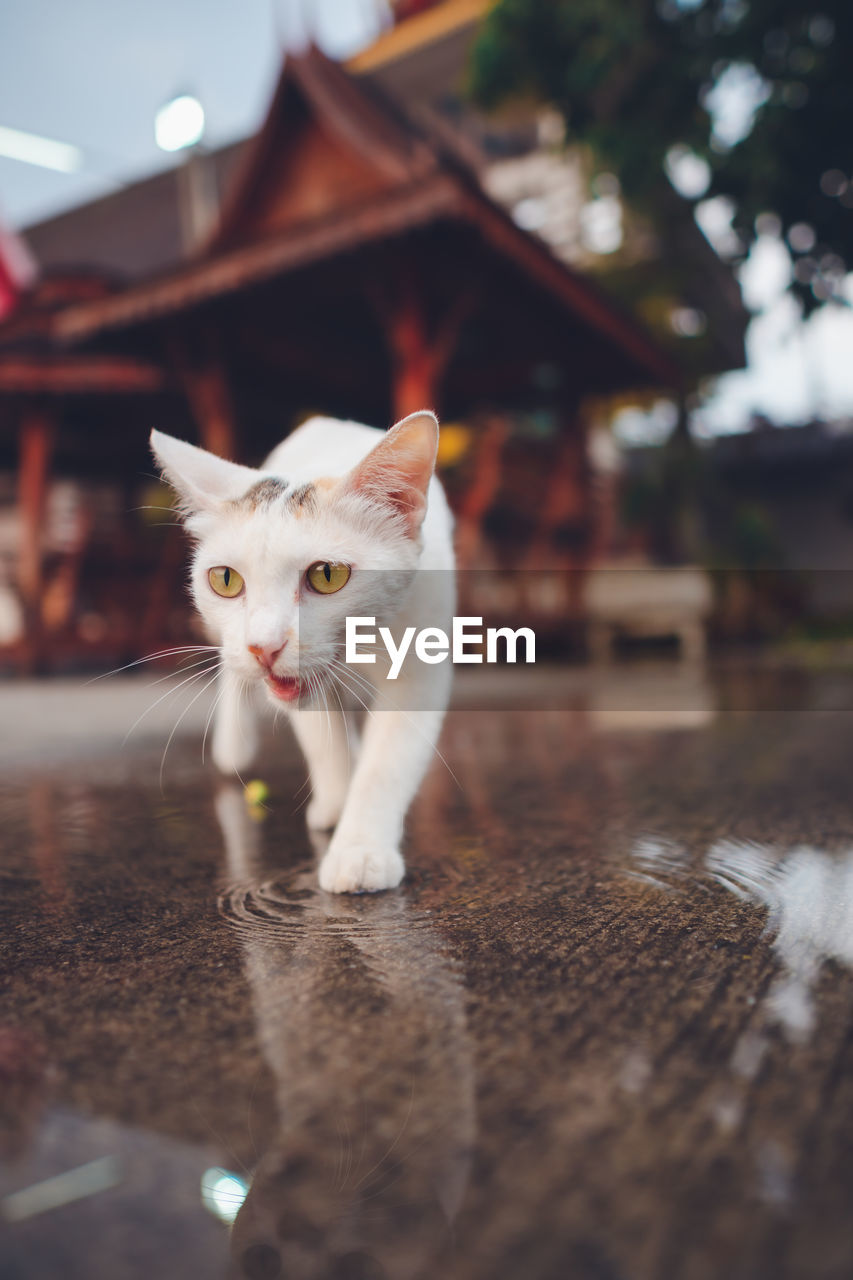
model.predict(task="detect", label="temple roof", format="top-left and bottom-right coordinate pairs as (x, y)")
top-left (41, 48), bottom-right (679, 395)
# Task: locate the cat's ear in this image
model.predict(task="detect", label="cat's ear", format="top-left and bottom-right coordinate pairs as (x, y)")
top-left (344, 411), bottom-right (439, 537)
top-left (150, 430), bottom-right (258, 515)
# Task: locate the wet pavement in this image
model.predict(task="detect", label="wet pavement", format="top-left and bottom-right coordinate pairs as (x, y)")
top-left (2, 665), bottom-right (853, 1279)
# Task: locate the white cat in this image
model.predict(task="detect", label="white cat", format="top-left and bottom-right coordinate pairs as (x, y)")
top-left (150, 411), bottom-right (455, 893)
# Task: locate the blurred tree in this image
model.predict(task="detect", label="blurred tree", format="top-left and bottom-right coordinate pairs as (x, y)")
top-left (470, 0), bottom-right (852, 315)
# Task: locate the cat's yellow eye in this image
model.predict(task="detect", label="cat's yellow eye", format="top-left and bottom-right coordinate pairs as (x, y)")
top-left (307, 561), bottom-right (351, 595)
top-left (208, 566), bottom-right (245, 598)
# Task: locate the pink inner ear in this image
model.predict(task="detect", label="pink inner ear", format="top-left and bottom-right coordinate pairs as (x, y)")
top-left (350, 466), bottom-right (428, 536)
top-left (347, 413), bottom-right (438, 536)
top-left (378, 479), bottom-right (427, 524)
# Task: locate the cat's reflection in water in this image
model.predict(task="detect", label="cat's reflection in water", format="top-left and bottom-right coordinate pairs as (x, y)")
top-left (215, 784), bottom-right (476, 1280)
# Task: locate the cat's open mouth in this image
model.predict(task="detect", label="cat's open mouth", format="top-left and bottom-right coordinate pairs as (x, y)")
top-left (266, 673), bottom-right (302, 703)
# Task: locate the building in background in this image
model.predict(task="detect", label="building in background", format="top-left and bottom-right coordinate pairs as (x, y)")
top-left (624, 418), bottom-right (853, 634)
top-left (0, 37), bottom-right (682, 671)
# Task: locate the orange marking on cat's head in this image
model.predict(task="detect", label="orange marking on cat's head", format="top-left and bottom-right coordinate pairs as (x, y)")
top-left (291, 475), bottom-right (339, 517)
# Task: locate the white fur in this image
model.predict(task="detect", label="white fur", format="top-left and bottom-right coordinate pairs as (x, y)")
top-left (151, 413), bottom-right (455, 893)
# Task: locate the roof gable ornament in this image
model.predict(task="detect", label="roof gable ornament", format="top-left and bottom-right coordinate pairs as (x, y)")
top-left (206, 47), bottom-right (436, 254)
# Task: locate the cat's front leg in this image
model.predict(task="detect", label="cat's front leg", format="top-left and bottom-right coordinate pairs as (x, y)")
top-left (318, 694), bottom-right (447, 893)
top-left (212, 668), bottom-right (258, 774)
top-left (289, 706), bottom-right (355, 831)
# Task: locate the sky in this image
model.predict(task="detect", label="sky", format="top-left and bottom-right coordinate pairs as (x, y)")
top-left (0, 0), bottom-right (386, 228)
top-left (2, 0), bottom-right (853, 439)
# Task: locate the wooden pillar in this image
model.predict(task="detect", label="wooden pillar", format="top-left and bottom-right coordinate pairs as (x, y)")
top-left (389, 285), bottom-right (439, 421)
top-left (523, 402), bottom-right (589, 572)
top-left (373, 263), bottom-right (477, 423)
top-left (171, 331), bottom-right (238, 458)
top-left (586, 422), bottom-right (623, 564)
top-left (17, 406), bottom-right (56, 673)
top-left (454, 415), bottom-right (509, 570)
top-left (184, 361), bottom-right (238, 458)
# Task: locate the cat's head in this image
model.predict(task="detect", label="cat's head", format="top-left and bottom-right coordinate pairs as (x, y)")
top-left (228, 1136), bottom-right (455, 1280)
top-left (151, 412), bottom-right (438, 706)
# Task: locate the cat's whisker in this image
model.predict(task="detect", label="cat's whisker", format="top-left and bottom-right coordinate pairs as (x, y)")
top-left (318, 669), bottom-right (333, 753)
top-left (315, 673), bottom-right (327, 744)
top-left (330, 649), bottom-right (441, 721)
top-left (87, 645), bottom-right (220, 685)
top-left (289, 671), bottom-right (328, 815)
top-left (328, 675), bottom-right (353, 767)
top-left (340, 1113), bottom-right (354, 1192)
top-left (292, 787), bottom-right (312, 816)
top-left (329, 658), bottom-right (461, 791)
top-left (123, 661), bottom-right (223, 745)
top-left (328, 645), bottom-right (386, 699)
top-left (224, 678), bottom-right (254, 789)
top-left (334, 1115), bottom-right (346, 1191)
top-left (354, 1115), bottom-right (458, 1213)
top-left (324, 645), bottom-right (371, 706)
top-left (146, 654), bottom-right (222, 690)
top-left (191, 1100), bottom-right (254, 1181)
top-left (202, 677), bottom-right (226, 765)
top-left (236, 677), bottom-right (249, 751)
top-left (246, 1064), bottom-right (264, 1163)
top-left (160, 665), bottom-right (222, 789)
top-left (327, 667), bottom-right (374, 731)
top-left (291, 704), bottom-right (316, 805)
top-left (320, 666), bottom-right (354, 765)
top-left (331, 666), bottom-right (379, 710)
top-left (327, 659), bottom-right (373, 711)
top-left (351, 1078), bottom-right (416, 1193)
top-left (291, 733), bottom-right (316, 814)
top-left (302, 669), bottom-right (338, 816)
top-left (129, 505), bottom-right (180, 518)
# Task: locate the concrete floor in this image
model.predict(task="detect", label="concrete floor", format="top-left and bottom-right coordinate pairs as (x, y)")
top-left (2, 664), bottom-right (853, 1279)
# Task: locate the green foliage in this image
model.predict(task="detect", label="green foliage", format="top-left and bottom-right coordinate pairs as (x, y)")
top-left (470, 0), bottom-right (853, 314)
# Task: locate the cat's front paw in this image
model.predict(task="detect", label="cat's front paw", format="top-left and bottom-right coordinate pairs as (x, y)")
top-left (318, 843), bottom-right (405, 894)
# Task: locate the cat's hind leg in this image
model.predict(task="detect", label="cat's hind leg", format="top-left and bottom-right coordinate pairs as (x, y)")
top-left (289, 705), bottom-right (354, 832)
top-left (212, 669), bottom-right (258, 774)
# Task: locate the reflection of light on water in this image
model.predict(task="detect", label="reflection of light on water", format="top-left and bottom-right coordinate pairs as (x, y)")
top-left (625, 834), bottom-right (853, 1193)
top-left (626, 837), bottom-right (693, 892)
top-left (706, 838), bottom-right (785, 904)
top-left (628, 835), bottom-right (853, 1044)
top-left (201, 1167), bottom-right (249, 1224)
top-left (1, 1156), bottom-right (120, 1222)
top-left (707, 839), bottom-right (853, 1042)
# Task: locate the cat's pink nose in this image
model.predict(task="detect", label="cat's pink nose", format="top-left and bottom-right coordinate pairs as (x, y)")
top-left (248, 642), bottom-right (285, 671)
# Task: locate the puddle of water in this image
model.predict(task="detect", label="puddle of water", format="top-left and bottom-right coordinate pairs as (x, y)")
top-left (624, 828), bottom-right (853, 1100)
top-left (0, 1108), bottom-right (224, 1280)
top-left (5, 685), bottom-right (853, 1277)
top-left (212, 781), bottom-right (476, 1280)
